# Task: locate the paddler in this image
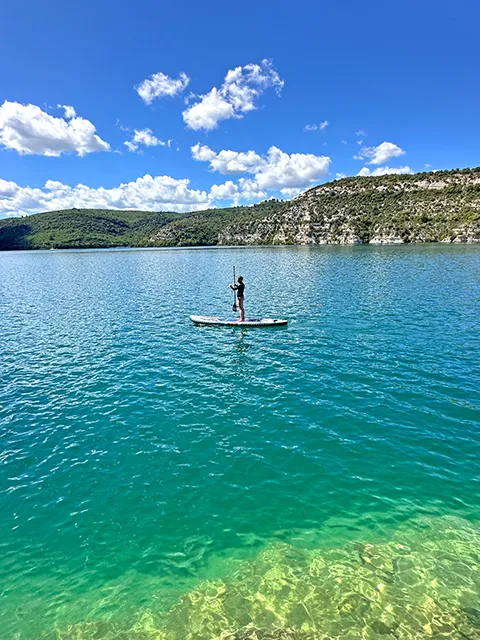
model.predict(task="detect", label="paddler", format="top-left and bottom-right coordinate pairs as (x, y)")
top-left (230, 276), bottom-right (245, 322)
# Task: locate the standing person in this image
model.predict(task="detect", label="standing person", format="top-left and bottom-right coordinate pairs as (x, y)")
top-left (230, 276), bottom-right (245, 322)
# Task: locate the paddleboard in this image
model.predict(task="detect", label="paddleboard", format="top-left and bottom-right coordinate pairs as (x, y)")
top-left (190, 315), bottom-right (288, 327)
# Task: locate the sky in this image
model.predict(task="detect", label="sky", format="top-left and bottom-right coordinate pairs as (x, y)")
top-left (0, 0), bottom-right (479, 218)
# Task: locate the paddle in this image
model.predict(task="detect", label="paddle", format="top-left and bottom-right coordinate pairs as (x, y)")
top-left (232, 266), bottom-right (237, 312)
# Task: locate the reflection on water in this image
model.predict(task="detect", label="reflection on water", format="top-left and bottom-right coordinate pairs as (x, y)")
top-left (232, 330), bottom-right (251, 376)
top-left (47, 516), bottom-right (480, 640)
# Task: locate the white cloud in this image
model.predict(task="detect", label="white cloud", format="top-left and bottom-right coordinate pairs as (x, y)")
top-left (304, 120), bottom-right (329, 132)
top-left (190, 143), bottom-right (217, 163)
top-left (279, 187), bottom-right (303, 197)
top-left (191, 143), bottom-right (264, 174)
top-left (0, 178), bottom-right (19, 197)
top-left (335, 172), bottom-right (347, 179)
top-left (255, 147), bottom-right (330, 190)
top-left (183, 89), bottom-right (235, 131)
top-left (0, 141), bottom-right (332, 217)
top-left (354, 141), bottom-right (406, 165)
top-left (0, 175), bottom-right (212, 217)
top-left (355, 129), bottom-right (367, 137)
top-left (357, 166), bottom-right (413, 177)
top-left (1, 170), bottom-right (298, 218)
top-left (424, 163), bottom-right (431, 169)
top-left (341, 140), bottom-right (347, 145)
top-left (191, 143), bottom-right (331, 191)
top-left (135, 71), bottom-right (190, 105)
top-left (209, 181), bottom-right (239, 200)
top-left (58, 104), bottom-right (76, 119)
top-left (0, 101), bottom-right (110, 156)
top-left (0, 137), bottom-right (334, 218)
top-left (357, 167), bottom-right (371, 177)
top-left (237, 178), bottom-right (267, 201)
top-left (124, 128), bottom-right (170, 152)
top-left (183, 59), bottom-right (283, 130)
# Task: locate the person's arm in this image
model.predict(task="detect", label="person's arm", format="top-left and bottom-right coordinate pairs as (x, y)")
top-left (230, 284), bottom-right (238, 290)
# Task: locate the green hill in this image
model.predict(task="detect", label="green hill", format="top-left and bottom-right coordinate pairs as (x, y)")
top-left (1, 168), bottom-right (479, 250)
top-left (0, 200), bottom-right (284, 250)
top-left (0, 208), bottom-right (183, 250)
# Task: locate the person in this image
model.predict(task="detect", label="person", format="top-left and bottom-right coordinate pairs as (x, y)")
top-left (230, 276), bottom-right (245, 322)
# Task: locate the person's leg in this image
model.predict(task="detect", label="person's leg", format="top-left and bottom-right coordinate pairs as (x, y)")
top-left (239, 298), bottom-right (245, 322)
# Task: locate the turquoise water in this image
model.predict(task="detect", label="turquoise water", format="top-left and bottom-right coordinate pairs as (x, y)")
top-left (0, 244), bottom-right (479, 639)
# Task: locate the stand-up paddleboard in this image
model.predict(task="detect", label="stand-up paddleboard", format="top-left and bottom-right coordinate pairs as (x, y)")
top-left (190, 315), bottom-right (288, 327)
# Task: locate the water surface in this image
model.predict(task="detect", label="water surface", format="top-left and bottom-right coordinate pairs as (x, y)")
top-left (0, 245), bottom-right (479, 639)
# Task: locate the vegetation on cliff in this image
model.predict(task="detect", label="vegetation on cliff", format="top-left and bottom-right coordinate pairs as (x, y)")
top-left (0, 201), bottom-right (284, 250)
top-left (0, 209), bottom-right (182, 250)
top-left (1, 168), bottom-right (479, 250)
top-left (219, 167), bottom-right (480, 245)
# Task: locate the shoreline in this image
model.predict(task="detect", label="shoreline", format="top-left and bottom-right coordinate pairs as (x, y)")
top-left (1, 239), bottom-right (480, 254)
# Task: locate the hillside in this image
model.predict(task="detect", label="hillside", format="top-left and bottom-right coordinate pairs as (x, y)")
top-left (1, 168), bottom-right (479, 250)
top-left (0, 201), bottom-right (284, 250)
top-left (0, 209), bottom-right (182, 250)
top-left (218, 167), bottom-right (480, 245)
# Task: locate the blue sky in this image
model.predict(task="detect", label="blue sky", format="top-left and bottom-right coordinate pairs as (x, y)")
top-left (0, 0), bottom-right (479, 217)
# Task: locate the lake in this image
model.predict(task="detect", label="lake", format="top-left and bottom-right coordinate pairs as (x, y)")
top-left (1, 244), bottom-right (479, 639)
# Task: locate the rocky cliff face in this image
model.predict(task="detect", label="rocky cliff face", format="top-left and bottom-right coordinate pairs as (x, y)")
top-left (217, 170), bottom-right (480, 245)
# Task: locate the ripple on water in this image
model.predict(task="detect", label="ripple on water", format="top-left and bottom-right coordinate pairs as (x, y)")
top-left (0, 245), bottom-right (479, 639)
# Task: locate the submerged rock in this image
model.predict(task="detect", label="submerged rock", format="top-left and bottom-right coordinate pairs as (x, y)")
top-left (225, 628), bottom-right (316, 639)
top-left (45, 515), bottom-right (480, 640)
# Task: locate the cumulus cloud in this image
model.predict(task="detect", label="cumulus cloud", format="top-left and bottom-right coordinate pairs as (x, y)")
top-left (237, 178), bottom-right (267, 201)
top-left (0, 172), bottom-right (287, 218)
top-left (354, 141), bottom-right (406, 165)
top-left (191, 143), bottom-right (264, 174)
top-left (124, 128), bottom-right (170, 152)
top-left (335, 172), bottom-right (347, 180)
top-left (209, 181), bottom-right (239, 200)
top-left (190, 143), bottom-right (216, 163)
top-left (355, 129), bottom-right (367, 137)
top-left (183, 89), bottom-right (235, 131)
top-left (0, 136), bottom-right (334, 217)
top-left (58, 104), bottom-right (76, 119)
top-left (0, 143), bottom-right (332, 217)
top-left (255, 147), bottom-right (330, 190)
top-left (0, 101), bottom-right (110, 156)
top-left (304, 120), bottom-right (329, 132)
top-left (0, 175), bottom-right (212, 217)
top-left (191, 143), bottom-right (331, 192)
top-left (183, 59), bottom-right (283, 130)
top-left (135, 72), bottom-right (190, 105)
top-left (357, 166), bottom-right (413, 177)
top-left (279, 187), bottom-right (303, 197)
top-left (0, 178), bottom-right (19, 197)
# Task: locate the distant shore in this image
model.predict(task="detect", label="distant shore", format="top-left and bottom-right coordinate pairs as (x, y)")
top-left (1, 167), bottom-right (479, 250)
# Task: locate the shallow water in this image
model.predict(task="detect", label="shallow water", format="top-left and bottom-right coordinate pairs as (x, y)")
top-left (0, 244), bottom-right (479, 639)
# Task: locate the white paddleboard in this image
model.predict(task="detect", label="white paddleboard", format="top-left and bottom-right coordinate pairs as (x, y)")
top-left (190, 315), bottom-right (288, 327)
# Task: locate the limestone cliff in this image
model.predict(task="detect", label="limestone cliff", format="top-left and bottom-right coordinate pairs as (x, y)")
top-left (216, 169), bottom-right (480, 245)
